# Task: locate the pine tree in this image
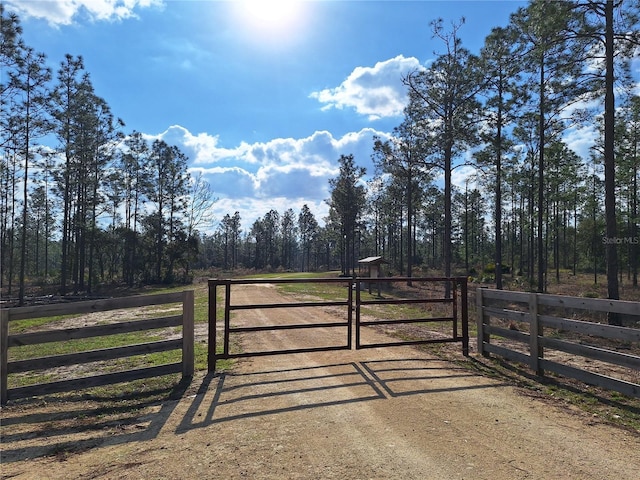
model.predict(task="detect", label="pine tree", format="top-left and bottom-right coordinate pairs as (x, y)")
top-left (372, 121), bottom-right (432, 284)
top-left (298, 204), bottom-right (319, 272)
top-left (50, 54), bottom-right (86, 294)
top-left (478, 25), bottom-right (522, 289)
top-left (574, 0), bottom-right (640, 322)
top-left (327, 154), bottom-right (366, 276)
top-left (403, 18), bottom-right (483, 293)
top-left (511, 0), bottom-right (591, 292)
top-left (8, 45), bottom-right (51, 304)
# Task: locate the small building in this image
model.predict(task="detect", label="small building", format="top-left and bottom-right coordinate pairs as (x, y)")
top-left (358, 256), bottom-right (388, 279)
top-left (358, 256), bottom-right (389, 295)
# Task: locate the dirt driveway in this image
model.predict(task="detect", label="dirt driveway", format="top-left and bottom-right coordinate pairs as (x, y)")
top-left (2, 283), bottom-right (639, 479)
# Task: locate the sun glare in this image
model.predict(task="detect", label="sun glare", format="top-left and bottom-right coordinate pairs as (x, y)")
top-left (234, 0), bottom-right (306, 46)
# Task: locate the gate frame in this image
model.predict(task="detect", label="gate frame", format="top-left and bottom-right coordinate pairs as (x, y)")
top-left (208, 276), bottom-right (468, 372)
top-left (355, 276), bottom-right (469, 354)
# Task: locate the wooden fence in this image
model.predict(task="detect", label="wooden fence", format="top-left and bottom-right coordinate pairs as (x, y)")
top-left (1, 291), bottom-right (194, 405)
top-left (476, 288), bottom-right (640, 398)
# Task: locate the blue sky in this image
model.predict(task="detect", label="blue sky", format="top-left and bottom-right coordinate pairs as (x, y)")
top-left (8, 0), bottom-right (539, 229)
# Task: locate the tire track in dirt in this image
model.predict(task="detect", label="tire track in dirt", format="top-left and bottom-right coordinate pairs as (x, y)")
top-left (1, 283), bottom-right (639, 479)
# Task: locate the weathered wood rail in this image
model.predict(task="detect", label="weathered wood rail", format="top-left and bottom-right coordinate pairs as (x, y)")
top-left (1, 291), bottom-right (194, 405)
top-left (477, 288), bottom-right (640, 398)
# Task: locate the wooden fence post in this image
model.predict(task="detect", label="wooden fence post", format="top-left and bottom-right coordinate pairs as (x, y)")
top-left (1, 309), bottom-right (9, 405)
top-left (476, 288), bottom-right (490, 357)
top-left (182, 290), bottom-right (195, 378)
top-left (461, 277), bottom-right (469, 357)
top-left (528, 292), bottom-right (543, 376)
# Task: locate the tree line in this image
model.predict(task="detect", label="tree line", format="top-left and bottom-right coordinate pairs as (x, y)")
top-left (2, 2), bottom-right (639, 318)
top-left (199, 1), bottom-right (640, 312)
top-left (1, 6), bottom-right (217, 304)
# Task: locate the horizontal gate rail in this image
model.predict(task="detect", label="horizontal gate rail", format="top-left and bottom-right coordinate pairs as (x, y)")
top-left (358, 298), bottom-right (452, 306)
top-left (208, 276), bottom-right (469, 372)
top-left (361, 317), bottom-right (456, 326)
top-left (355, 277), bottom-right (468, 355)
top-left (230, 300), bottom-right (348, 310)
top-left (217, 345), bottom-right (353, 361)
top-left (208, 278), bottom-right (353, 371)
top-left (230, 322), bottom-right (348, 333)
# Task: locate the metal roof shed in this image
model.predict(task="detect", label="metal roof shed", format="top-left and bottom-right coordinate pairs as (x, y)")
top-left (358, 256), bottom-right (389, 278)
top-left (358, 256), bottom-right (389, 295)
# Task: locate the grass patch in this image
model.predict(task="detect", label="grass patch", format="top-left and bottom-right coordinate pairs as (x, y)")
top-left (452, 353), bottom-right (640, 433)
top-left (4, 280), bottom-right (227, 399)
top-left (8, 331), bottom-right (166, 362)
top-left (279, 280), bottom-right (350, 301)
top-left (243, 271), bottom-right (338, 280)
top-left (5, 273), bottom-right (638, 434)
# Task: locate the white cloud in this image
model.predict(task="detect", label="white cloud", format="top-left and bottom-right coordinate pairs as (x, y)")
top-left (196, 166), bottom-right (259, 198)
top-left (633, 55), bottom-right (640, 96)
top-left (4, 0), bottom-right (162, 26)
top-left (563, 125), bottom-right (598, 161)
top-left (309, 55), bottom-right (424, 120)
top-left (451, 164), bottom-right (479, 192)
top-left (146, 125), bottom-right (256, 165)
top-left (147, 125), bottom-right (392, 229)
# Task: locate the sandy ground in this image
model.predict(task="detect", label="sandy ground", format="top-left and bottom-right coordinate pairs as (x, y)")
top-left (1, 283), bottom-right (639, 479)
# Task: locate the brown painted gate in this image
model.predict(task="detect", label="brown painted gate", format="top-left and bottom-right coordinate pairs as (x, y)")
top-left (207, 277), bottom-right (468, 372)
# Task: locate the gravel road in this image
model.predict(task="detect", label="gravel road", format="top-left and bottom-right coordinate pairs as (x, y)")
top-left (1, 283), bottom-right (639, 479)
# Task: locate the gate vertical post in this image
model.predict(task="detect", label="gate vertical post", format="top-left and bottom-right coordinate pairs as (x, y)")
top-left (477, 288), bottom-right (490, 357)
top-left (452, 279), bottom-right (458, 341)
top-left (224, 280), bottom-right (231, 357)
top-left (208, 279), bottom-right (217, 372)
top-left (349, 277), bottom-right (355, 349)
top-left (460, 277), bottom-right (469, 356)
top-left (1, 308), bottom-right (9, 405)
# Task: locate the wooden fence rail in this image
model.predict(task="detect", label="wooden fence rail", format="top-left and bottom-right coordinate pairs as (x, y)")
top-left (1, 291), bottom-right (194, 405)
top-left (476, 288), bottom-right (640, 398)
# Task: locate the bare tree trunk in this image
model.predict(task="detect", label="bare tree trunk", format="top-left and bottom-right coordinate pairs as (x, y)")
top-left (604, 0), bottom-right (621, 324)
top-left (444, 142), bottom-right (452, 298)
top-left (495, 102), bottom-right (503, 290)
top-left (537, 59), bottom-right (546, 294)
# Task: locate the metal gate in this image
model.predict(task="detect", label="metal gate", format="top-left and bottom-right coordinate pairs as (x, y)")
top-left (208, 276), bottom-right (468, 372)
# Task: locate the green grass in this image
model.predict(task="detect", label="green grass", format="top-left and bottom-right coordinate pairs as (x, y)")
top-left (9, 312), bottom-right (93, 333)
top-left (8, 331), bottom-right (166, 361)
top-left (278, 277), bottom-right (350, 300)
top-left (456, 354), bottom-right (640, 432)
top-left (5, 281), bottom-right (226, 393)
top-left (6, 274), bottom-right (638, 433)
top-left (243, 271), bottom-right (338, 280)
